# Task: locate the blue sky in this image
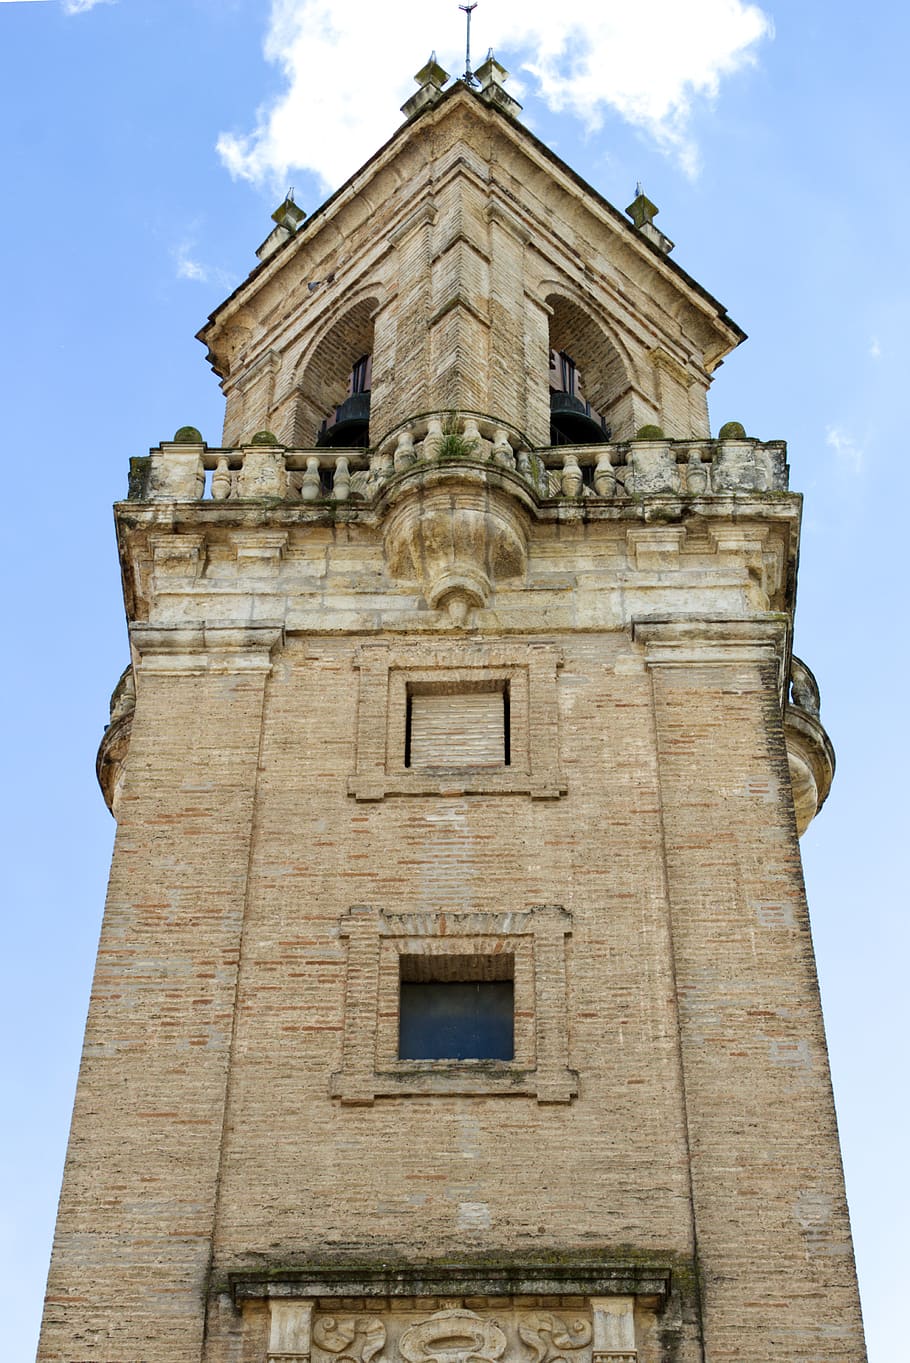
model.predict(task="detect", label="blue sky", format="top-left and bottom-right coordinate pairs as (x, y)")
top-left (1, 2), bottom-right (906, 1359)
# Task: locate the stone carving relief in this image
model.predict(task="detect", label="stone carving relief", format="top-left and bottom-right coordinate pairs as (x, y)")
top-left (267, 1299), bottom-right (645, 1363)
top-left (312, 1316), bottom-right (388, 1363)
top-left (306, 1307), bottom-right (605, 1363)
top-left (399, 1309), bottom-right (506, 1363)
top-left (517, 1313), bottom-right (592, 1363)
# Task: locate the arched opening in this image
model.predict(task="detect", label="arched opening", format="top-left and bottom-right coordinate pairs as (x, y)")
top-left (546, 296), bottom-right (629, 444)
top-left (294, 297), bottom-right (378, 448)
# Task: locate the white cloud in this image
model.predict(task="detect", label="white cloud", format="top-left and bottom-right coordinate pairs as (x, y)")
top-left (869, 337), bottom-right (882, 360)
top-left (173, 241), bottom-right (234, 287)
top-left (176, 251), bottom-right (208, 282)
top-left (826, 425), bottom-right (865, 475)
top-left (217, 0), bottom-right (772, 191)
top-left (61, 0), bottom-right (113, 11)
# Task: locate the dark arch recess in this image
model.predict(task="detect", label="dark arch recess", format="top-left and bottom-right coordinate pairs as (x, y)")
top-left (546, 294), bottom-right (630, 443)
top-left (294, 296), bottom-right (379, 448)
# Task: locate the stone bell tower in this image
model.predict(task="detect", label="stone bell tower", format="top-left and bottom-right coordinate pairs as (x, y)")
top-left (39, 57), bottom-right (864, 1363)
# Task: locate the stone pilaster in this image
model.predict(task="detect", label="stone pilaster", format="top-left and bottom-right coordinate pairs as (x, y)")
top-left (38, 624), bottom-right (282, 1363)
top-left (635, 616), bottom-right (865, 1363)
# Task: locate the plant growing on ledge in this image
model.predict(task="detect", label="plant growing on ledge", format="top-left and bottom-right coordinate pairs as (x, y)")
top-left (437, 412), bottom-right (480, 460)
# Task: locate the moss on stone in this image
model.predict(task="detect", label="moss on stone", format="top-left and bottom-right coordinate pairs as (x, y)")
top-left (718, 420), bottom-right (746, 439)
top-left (635, 424), bottom-right (665, 440)
top-left (173, 425), bottom-right (203, 444)
top-left (251, 429), bottom-right (279, 445)
top-left (127, 456), bottom-right (151, 501)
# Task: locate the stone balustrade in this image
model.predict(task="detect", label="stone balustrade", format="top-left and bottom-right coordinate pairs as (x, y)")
top-left (132, 414), bottom-right (789, 504)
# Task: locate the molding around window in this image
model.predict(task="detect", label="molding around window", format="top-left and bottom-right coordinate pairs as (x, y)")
top-left (347, 641), bottom-right (566, 800)
top-left (331, 905), bottom-right (578, 1105)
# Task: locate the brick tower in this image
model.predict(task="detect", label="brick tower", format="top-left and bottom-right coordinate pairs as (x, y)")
top-left (39, 61), bottom-right (865, 1363)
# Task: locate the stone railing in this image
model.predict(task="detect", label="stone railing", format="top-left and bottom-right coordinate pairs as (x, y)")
top-left (131, 414), bottom-right (789, 504)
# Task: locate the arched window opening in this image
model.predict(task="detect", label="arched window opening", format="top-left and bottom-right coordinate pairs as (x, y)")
top-left (294, 297), bottom-right (378, 449)
top-left (548, 349), bottom-right (610, 446)
top-left (546, 296), bottom-right (629, 445)
top-left (317, 352), bottom-right (372, 448)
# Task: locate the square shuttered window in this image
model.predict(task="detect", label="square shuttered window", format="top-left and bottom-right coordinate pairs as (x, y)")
top-left (398, 954), bottom-right (515, 1061)
top-left (405, 685), bottom-right (510, 768)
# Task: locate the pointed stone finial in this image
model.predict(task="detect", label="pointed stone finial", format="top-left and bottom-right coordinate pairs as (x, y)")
top-left (271, 190), bottom-right (306, 232)
top-left (415, 52), bottom-right (450, 87)
top-left (256, 190), bottom-right (306, 264)
top-left (475, 50), bottom-right (522, 116)
top-left (401, 53), bottom-right (451, 119)
top-left (626, 186), bottom-right (674, 255)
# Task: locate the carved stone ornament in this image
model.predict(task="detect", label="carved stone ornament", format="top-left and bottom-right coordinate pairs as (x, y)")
top-left (263, 1296), bottom-right (648, 1363)
top-left (312, 1315), bottom-right (387, 1363)
top-left (398, 1309), bottom-right (507, 1363)
top-left (382, 469), bottom-right (530, 625)
top-left (517, 1313), bottom-right (592, 1363)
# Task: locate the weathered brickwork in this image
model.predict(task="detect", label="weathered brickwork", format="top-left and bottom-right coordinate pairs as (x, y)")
top-left (40, 73), bottom-right (864, 1363)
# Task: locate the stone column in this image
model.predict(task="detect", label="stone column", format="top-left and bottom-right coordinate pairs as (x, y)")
top-left (634, 617), bottom-right (866, 1363)
top-left (38, 624), bottom-right (283, 1363)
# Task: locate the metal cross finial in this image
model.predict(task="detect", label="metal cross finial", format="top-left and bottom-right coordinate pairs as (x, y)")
top-left (459, 3), bottom-right (478, 86)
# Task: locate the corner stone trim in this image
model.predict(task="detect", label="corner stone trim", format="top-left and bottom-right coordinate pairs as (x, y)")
top-left (130, 621), bottom-right (284, 674)
top-left (632, 614), bottom-right (789, 698)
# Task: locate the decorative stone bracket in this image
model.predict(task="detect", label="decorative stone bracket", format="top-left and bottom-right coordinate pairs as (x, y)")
top-left (381, 462), bottom-right (531, 625)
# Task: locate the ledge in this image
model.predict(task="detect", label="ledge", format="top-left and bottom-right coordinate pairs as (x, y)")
top-left (230, 1260), bottom-right (672, 1306)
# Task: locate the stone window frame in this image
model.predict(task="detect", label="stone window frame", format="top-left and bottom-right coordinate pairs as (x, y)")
top-left (347, 642), bottom-right (565, 800)
top-left (330, 905), bottom-right (577, 1105)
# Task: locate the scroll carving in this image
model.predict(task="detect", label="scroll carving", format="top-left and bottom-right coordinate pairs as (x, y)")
top-left (518, 1314), bottom-right (593, 1363)
top-left (398, 1309), bottom-right (507, 1363)
top-left (306, 1305), bottom-right (606, 1363)
top-left (313, 1315), bottom-right (387, 1363)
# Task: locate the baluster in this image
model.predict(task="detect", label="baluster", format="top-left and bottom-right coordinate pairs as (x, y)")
top-left (686, 448), bottom-right (709, 495)
top-left (462, 417), bottom-right (484, 456)
top-left (393, 428), bottom-right (417, 472)
top-left (491, 427), bottom-right (515, 469)
top-left (593, 451), bottom-right (616, 498)
top-left (301, 455), bottom-right (321, 502)
top-left (561, 452), bottom-right (583, 497)
top-left (425, 416), bottom-right (444, 459)
top-left (332, 455), bottom-right (351, 501)
top-left (211, 456), bottom-right (232, 501)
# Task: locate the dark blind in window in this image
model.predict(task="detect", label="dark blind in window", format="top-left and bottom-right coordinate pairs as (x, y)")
top-left (398, 981), bottom-right (514, 1060)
